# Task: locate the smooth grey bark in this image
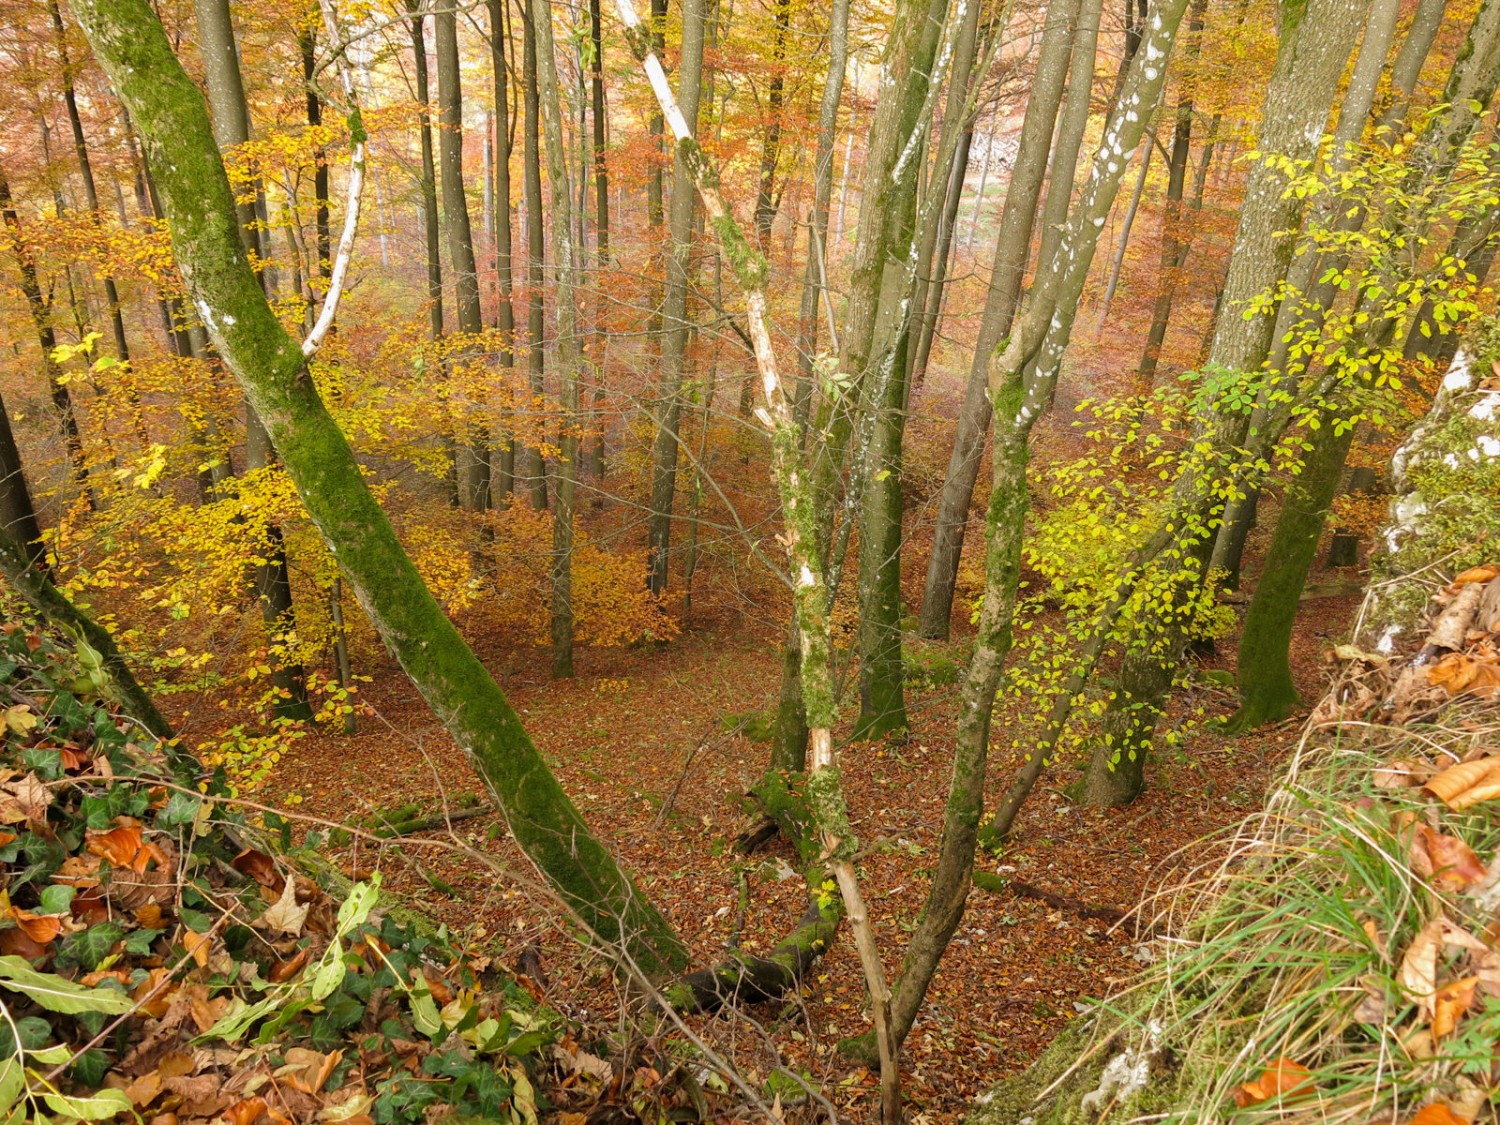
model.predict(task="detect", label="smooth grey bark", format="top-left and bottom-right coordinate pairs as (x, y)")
top-left (77, 0), bottom-right (690, 977)
top-left (916, 0), bottom-right (1083, 640)
top-left (584, 0), bottom-right (609, 481)
top-left (1211, 0), bottom-right (1458, 584)
top-left (848, 0), bottom-right (952, 740)
top-left (407, 2), bottom-right (445, 344)
top-left (521, 13), bottom-right (549, 510)
top-left (862, 0), bottom-right (1197, 1054)
top-left (753, 0), bottom-right (792, 246)
top-left (529, 0), bottom-right (584, 680)
top-left (645, 0), bottom-right (707, 596)
top-left (489, 0), bottom-right (518, 502)
top-left (434, 4), bottom-right (491, 512)
top-left (1093, 131), bottom-right (1154, 331)
top-left (1033, 0), bottom-right (1104, 289)
top-left (1137, 0), bottom-right (1210, 386)
top-left (193, 0), bottom-right (312, 722)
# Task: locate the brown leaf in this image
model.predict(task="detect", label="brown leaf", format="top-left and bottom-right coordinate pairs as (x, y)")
top-left (1422, 759), bottom-right (1500, 811)
top-left (1432, 976), bottom-right (1478, 1040)
top-left (133, 968), bottom-right (177, 1018)
top-left (0, 772), bottom-right (51, 826)
top-left (1399, 917), bottom-right (1443, 1020)
top-left (1411, 824), bottom-right (1488, 891)
top-left (0, 924), bottom-right (52, 960)
top-left (134, 902), bottom-right (165, 929)
top-left (256, 879), bottom-right (309, 936)
top-left (88, 821), bottom-right (151, 872)
top-left (1375, 759), bottom-right (1431, 789)
top-left (124, 1070), bottom-right (165, 1108)
top-left (55, 854), bottom-right (102, 887)
top-left (182, 929), bottom-right (212, 969)
top-left (70, 885), bottom-right (110, 926)
top-left (231, 849), bottom-right (284, 893)
top-left (276, 1047), bottom-right (342, 1095)
top-left (1231, 1058), bottom-right (1313, 1108)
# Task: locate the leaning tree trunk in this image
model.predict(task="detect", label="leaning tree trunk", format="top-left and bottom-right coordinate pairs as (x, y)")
top-left (76, 0), bottom-right (689, 979)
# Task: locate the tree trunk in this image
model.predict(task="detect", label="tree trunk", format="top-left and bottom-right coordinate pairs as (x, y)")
top-left (81, 0), bottom-right (688, 976)
top-left (1033, 0), bottom-right (1103, 286)
top-left (645, 0), bottom-right (707, 596)
top-left (1226, 413), bottom-right (1356, 731)
top-left (407, 2), bottom-right (446, 344)
top-left (194, 0), bottom-right (313, 722)
top-left (522, 15), bottom-right (549, 510)
top-left (488, 0), bottom-right (517, 503)
top-left (529, 0), bottom-right (585, 679)
top-left (585, 0), bottom-right (609, 481)
top-left (0, 167), bottom-right (92, 504)
top-left (1083, 0), bottom-right (1369, 804)
top-left (917, 0), bottom-right (1082, 640)
top-left (435, 3), bottom-right (491, 512)
top-left (0, 390), bottom-right (45, 569)
top-left (752, 0), bottom-right (792, 247)
top-left (1137, 0), bottom-right (1209, 387)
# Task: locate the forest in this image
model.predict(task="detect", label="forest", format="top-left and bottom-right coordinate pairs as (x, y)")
top-left (1, 0), bottom-right (1499, 1120)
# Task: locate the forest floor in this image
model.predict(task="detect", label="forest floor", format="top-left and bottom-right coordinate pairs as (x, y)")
top-left (250, 571), bottom-right (1363, 1123)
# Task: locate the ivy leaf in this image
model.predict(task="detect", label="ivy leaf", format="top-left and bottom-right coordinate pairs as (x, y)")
top-left (56, 921), bottom-right (126, 972)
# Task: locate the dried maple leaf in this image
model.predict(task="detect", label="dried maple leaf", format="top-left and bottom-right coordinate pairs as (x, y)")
top-left (1231, 1058), bottom-right (1312, 1108)
top-left (1422, 759), bottom-right (1500, 811)
top-left (1432, 976), bottom-right (1478, 1040)
top-left (1410, 824), bottom-right (1487, 891)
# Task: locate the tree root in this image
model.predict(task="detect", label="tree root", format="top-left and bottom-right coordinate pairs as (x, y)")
top-left (662, 895), bottom-right (842, 1012)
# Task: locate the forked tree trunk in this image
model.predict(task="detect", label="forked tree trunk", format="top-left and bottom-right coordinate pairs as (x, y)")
top-left (77, 0), bottom-right (689, 978)
top-left (916, 0), bottom-right (1082, 640)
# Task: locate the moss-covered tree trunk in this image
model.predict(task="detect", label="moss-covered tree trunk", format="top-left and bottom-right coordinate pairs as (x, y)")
top-left (76, 0), bottom-right (688, 978)
top-left (1228, 414), bottom-right (1356, 730)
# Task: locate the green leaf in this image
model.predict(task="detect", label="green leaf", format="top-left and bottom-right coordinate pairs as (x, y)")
top-left (122, 928), bottom-right (162, 957)
top-left (56, 922), bottom-right (125, 972)
top-left (0, 1058), bottom-right (23, 1116)
top-left (41, 1087), bottom-right (132, 1121)
top-left (38, 885), bottom-right (75, 916)
top-left (0, 957), bottom-right (134, 1014)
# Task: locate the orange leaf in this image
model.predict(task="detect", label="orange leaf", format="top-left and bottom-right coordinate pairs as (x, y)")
top-left (267, 946), bottom-right (311, 983)
top-left (134, 902), bottom-right (165, 929)
top-left (0, 925), bottom-right (52, 960)
top-left (221, 1096), bottom-right (268, 1125)
top-left (1407, 1105), bottom-right (1472, 1125)
top-left (8, 907), bottom-right (62, 945)
top-left (1432, 976), bottom-right (1478, 1040)
top-left (1450, 565), bottom-right (1500, 589)
top-left (182, 929), bottom-right (212, 969)
top-left (1231, 1058), bottom-right (1313, 1108)
top-left (1422, 759), bottom-right (1500, 811)
top-left (71, 885), bottom-right (110, 926)
top-left (1428, 653), bottom-right (1500, 700)
top-left (88, 821), bottom-right (150, 872)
